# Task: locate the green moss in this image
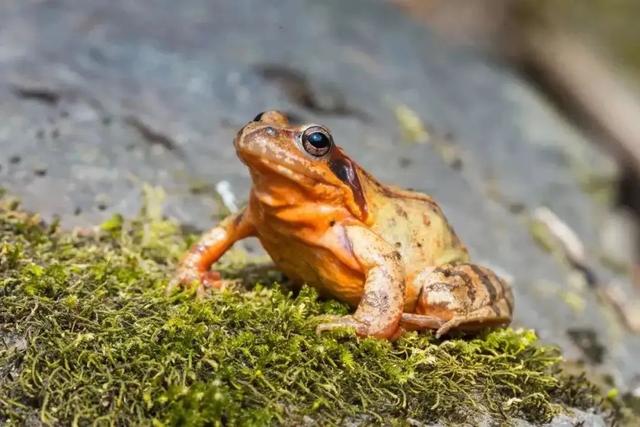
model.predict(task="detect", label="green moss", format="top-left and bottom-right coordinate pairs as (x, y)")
top-left (0, 194), bottom-right (611, 426)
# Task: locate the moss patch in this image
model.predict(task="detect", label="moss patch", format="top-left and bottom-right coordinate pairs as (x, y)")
top-left (0, 193), bottom-right (609, 425)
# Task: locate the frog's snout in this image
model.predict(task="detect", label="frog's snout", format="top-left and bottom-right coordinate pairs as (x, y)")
top-left (235, 110), bottom-right (290, 151)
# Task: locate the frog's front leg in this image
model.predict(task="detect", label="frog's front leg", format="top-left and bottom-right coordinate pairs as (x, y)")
top-left (167, 208), bottom-right (255, 296)
top-left (316, 226), bottom-right (405, 339)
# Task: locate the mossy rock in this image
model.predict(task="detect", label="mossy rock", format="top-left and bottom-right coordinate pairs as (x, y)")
top-left (0, 194), bottom-right (620, 425)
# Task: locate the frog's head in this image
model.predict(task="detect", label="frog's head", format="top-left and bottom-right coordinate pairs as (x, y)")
top-left (234, 110), bottom-right (367, 219)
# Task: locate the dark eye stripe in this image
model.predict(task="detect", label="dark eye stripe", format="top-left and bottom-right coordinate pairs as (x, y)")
top-left (328, 154), bottom-right (368, 218)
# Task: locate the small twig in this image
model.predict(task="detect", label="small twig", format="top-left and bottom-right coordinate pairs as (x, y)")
top-left (532, 207), bottom-right (587, 270)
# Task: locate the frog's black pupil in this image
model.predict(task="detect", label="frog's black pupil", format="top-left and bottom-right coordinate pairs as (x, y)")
top-left (308, 132), bottom-right (329, 148)
top-left (253, 112), bottom-right (265, 122)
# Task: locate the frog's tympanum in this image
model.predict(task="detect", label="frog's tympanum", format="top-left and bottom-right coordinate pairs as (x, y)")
top-left (170, 111), bottom-right (513, 339)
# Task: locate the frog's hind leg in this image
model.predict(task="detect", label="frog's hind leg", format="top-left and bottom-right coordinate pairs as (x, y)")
top-left (402, 263), bottom-right (513, 338)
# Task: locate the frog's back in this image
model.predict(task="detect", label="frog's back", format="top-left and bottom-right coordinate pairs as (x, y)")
top-left (368, 184), bottom-right (469, 272)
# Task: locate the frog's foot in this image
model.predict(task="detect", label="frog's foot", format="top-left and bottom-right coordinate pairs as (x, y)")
top-left (196, 272), bottom-right (232, 298)
top-left (400, 313), bottom-right (445, 332)
top-left (166, 270), bottom-right (224, 297)
top-left (315, 315), bottom-right (370, 337)
top-left (316, 314), bottom-right (402, 339)
top-left (434, 308), bottom-right (511, 339)
top-left (401, 310), bottom-right (509, 339)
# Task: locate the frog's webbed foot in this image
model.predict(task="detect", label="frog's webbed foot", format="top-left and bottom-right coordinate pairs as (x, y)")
top-left (434, 310), bottom-right (511, 339)
top-left (315, 315), bottom-right (370, 336)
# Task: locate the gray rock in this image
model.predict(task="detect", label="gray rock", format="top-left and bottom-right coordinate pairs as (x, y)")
top-left (0, 0), bottom-right (637, 423)
top-left (545, 409), bottom-right (608, 427)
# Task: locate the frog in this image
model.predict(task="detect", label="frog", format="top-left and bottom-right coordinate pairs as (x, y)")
top-left (169, 110), bottom-right (514, 339)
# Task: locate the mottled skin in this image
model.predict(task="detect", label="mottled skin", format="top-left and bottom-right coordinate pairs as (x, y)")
top-left (169, 111), bottom-right (514, 339)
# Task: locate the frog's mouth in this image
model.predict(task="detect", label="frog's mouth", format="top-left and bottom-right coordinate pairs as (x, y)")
top-left (239, 151), bottom-right (328, 187)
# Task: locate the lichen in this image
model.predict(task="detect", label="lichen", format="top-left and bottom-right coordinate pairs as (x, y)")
top-left (0, 193), bottom-right (615, 426)
top-left (393, 104), bottom-right (430, 144)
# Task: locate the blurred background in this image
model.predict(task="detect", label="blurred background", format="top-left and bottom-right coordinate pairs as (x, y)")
top-left (398, 0), bottom-right (640, 273)
top-left (0, 0), bottom-right (639, 405)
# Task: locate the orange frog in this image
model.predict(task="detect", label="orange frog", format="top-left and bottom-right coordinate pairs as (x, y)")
top-left (169, 111), bottom-right (513, 339)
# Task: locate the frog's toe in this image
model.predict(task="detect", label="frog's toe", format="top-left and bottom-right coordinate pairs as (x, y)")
top-left (435, 321), bottom-right (456, 339)
top-left (166, 269), bottom-right (223, 296)
top-left (195, 272), bottom-right (227, 298)
top-left (315, 315), bottom-right (369, 336)
top-left (166, 273), bottom-right (197, 295)
top-left (165, 278), bottom-right (181, 295)
top-left (201, 271), bottom-right (223, 287)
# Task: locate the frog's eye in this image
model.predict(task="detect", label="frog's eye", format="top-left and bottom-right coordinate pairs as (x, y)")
top-left (301, 126), bottom-right (333, 157)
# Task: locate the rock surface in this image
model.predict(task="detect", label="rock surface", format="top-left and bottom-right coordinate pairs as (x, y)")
top-left (0, 0), bottom-right (638, 423)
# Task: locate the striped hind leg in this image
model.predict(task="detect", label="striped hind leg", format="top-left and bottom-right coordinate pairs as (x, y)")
top-left (401, 263), bottom-right (514, 338)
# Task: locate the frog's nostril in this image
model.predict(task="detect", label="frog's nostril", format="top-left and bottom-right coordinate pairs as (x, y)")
top-left (253, 111), bottom-right (266, 122)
